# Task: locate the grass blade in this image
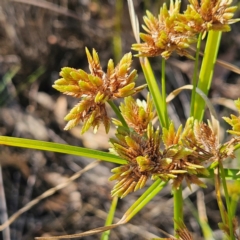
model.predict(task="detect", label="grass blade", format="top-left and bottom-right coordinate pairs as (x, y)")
top-left (120, 179), bottom-right (167, 223)
top-left (0, 136), bottom-right (127, 164)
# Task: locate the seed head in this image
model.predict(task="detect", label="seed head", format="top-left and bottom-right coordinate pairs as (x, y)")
top-left (109, 124), bottom-right (161, 198)
top-left (223, 99), bottom-right (240, 136)
top-left (53, 48), bottom-right (144, 134)
top-left (132, 0), bottom-right (197, 59)
top-left (181, 0), bottom-right (240, 35)
top-left (109, 107), bottom-right (221, 197)
top-left (116, 94), bottom-right (155, 135)
top-left (132, 0), bottom-right (239, 58)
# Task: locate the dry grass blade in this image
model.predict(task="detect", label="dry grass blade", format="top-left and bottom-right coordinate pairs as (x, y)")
top-left (212, 98), bottom-right (238, 112)
top-left (35, 223), bottom-right (124, 239)
top-left (127, 0), bottom-right (140, 43)
top-left (216, 59), bottom-right (240, 75)
top-left (190, 47), bottom-right (240, 75)
top-left (84, 202), bottom-right (160, 239)
top-left (0, 166), bottom-right (10, 240)
top-left (197, 190), bottom-right (208, 226)
top-left (0, 161), bottom-right (99, 231)
top-left (11, 0), bottom-right (82, 21)
top-left (154, 228), bottom-right (177, 239)
top-left (166, 85), bottom-right (219, 140)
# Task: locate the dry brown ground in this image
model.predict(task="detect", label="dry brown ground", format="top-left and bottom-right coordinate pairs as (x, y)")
top-left (0, 1), bottom-right (240, 239)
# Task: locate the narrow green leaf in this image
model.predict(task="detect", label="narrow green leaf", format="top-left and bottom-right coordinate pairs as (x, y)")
top-left (0, 136), bottom-right (127, 165)
top-left (101, 196), bottom-right (118, 240)
top-left (120, 179), bottom-right (167, 223)
top-left (202, 168), bottom-right (240, 180)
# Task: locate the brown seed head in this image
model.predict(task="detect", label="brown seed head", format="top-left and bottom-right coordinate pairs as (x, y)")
top-left (117, 94), bottom-right (155, 135)
top-left (132, 0), bottom-right (197, 59)
top-left (53, 48), bottom-right (144, 133)
top-left (184, 0), bottom-right (239, 33)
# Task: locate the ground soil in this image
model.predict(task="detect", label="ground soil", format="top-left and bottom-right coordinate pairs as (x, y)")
top-left (0, 1), bottom-right (240, 239)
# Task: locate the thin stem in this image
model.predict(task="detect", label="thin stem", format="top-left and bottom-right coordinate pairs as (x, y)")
top-left (219, 162), bottom-right (234, 239)
top-left (185, 197), bottom-right (213, 239)
top-left (190, 33), bottom-right (202, 116)
top-left (140, 57), bottom-right (165, 127)
top-left (101, 196), bottom-right (118, 240)
top-left (161, 58), bottom-right (169, 128)
top-left (0, 166), bottom-right (11, 240)
top-left (194, 31), bottom-right (222, 121)
top-left (107, 100), bottom-right (128, 128)
top-left (203, 168), bottom-right (240, 180)
top-left (173, 185), bottom-right (183, 232)
top-left (120, 179), bottom-right (167, 223)
top-left (230, 193), bottom-right (239, 218)
top-left (214, 167), bottom-right (226, 225)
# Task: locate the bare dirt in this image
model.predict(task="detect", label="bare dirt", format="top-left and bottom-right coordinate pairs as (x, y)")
top-left (0, 1), bottom-right (240, 239)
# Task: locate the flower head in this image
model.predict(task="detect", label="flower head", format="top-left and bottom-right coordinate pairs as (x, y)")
top-left (53, 48), bottom-right (145, 134)
top-left (223, 98), bottom-right (240, 136)
top-left (115, 94), bottom-right (155, 135)
top-left (132, 0), bottom-right (239, 58)
top-left (160, 119), bottom-right (210, 189)
top-left (109, 124), bottom-right (162, 198)
top-left (109, 98), bottom-right (225, 198)
top-left (110, 108), bottom-right (240, 198)
top-left (132, 0), bottom-right (197, 59)
top-left (184, 0), bottom-right (239, 33)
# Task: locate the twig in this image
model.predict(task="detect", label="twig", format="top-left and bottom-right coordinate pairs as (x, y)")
top-left (17, 168), bottom-right (37, 238)
top-left (11, 0), bottom-right (82, 21)
top-left (0, 166), bottom-right (11, 240)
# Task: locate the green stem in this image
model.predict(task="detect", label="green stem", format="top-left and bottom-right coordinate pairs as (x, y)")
top-left (161, 58), bottom-right (169, 128)
top-left (207, 168), bottom-right (240, 180)
top-left (230, 194), bottom-right (239, 218)
top-left (108, 100), bottom-right (128, 128)
top-left (140, 57), bottom-right (165, 127)
top-left (120, 179), bottom-right (167, 223)
top-left (173, 185), bottom-right (183, 232)
top-left (101, 196), bottom-right (118, 240)
top-left (185, 198), bottom-right (213, 239)
top-left (219, 162), bottom-right (234, 239)
top-left (190, 33), bottom-right (202, 117)
top-left (214, 168), bottom-right (226, 225)
top-left (194, 31), bottom-right (222, 121)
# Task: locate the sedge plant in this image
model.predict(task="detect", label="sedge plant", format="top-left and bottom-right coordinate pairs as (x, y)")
top-left (1, 0), bottom-right (240, 239)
